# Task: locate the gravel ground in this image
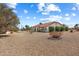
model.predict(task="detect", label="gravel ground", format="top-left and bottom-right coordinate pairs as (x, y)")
top-left (0, 31), bottom-right (79, 56)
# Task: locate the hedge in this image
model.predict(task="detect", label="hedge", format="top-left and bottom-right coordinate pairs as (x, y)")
top-left (49, 26), bottom-right (68, 32)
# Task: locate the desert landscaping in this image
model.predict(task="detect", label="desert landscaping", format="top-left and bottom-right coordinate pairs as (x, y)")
top-left (0, 31), bottom-right (79, 56)
top-left (0, 3), bottom-right (79, 56)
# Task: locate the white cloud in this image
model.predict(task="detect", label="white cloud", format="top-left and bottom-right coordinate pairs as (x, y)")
top-left (68, 24), bottom-right (75, 28)
top-left (65, 17), bottom-right (70, 21)
top-left (72, 13), bottom-right (76, 16)
top-left (19, 16), bottom-right (22, 18)
top-left (50, 15), bottom-right (62, 21)
top-left (65, 13), bottom-right (76, 17)
top-left (40, 19), bottom-right (45, 21)
top-left (72, 3), bottom-right (79, 11)
top-left (72, 7), bottom-right (76, 10)
top-left (76, 3), bottom-right (79, 4)
top-left (40, 15), bottom-right (62, 22)
top-left (65, 13), bottom-right (69, 16)
top-left (41, 12), bottom-right (49, 15)
top-left (24, 9), bottom-right (28, 14)
top-left (38, 3), bottom-right (61, 15)
top-left (7, 3), bottom-right (17, 9)
top-left (33, 17), bottom-right (36, 19)
top-left (12, 10), bottom-right (17, 13)
top-left (49, 15), bottom-right (62, 19)
top-left (26, 17), bottom-right (30, 19)
top-left (38, 3), bottom-right (45, 11)
top-left (76, 4), bottom-right (79, 10)
top-left (47, 4), bottom-right (61, 12)
top-left (40, 15), bottom-right (71, 22)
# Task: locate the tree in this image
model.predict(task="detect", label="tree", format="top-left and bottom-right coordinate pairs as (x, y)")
top-left (62, 24), bottom-right (69, 31)
top-left (21, 27), bottom-right (26, 31)
top-left (0, 3), bottom-right (20, 33)
top-left (74, 24), bottom-right (79, 29)
top-left (74, 24), bottom-right (79, 31)
top-left (39, 22), bottom-right (42, 25)
top-left (25, 25), bottom-right (30, 30)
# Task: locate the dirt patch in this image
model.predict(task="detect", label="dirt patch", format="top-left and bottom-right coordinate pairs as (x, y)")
top-left (0, 31), bottom-right (79, 56)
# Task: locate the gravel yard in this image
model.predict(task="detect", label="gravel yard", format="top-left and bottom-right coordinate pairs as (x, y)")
top-left (0, 31), bottom-right (79, 56)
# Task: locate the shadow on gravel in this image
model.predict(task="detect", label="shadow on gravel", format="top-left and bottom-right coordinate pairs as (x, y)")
top-left (0, 34), bottom-right (10, 38)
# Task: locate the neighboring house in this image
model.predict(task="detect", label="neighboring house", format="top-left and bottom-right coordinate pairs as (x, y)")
top-left (32, 21), bottom-right (63, 32)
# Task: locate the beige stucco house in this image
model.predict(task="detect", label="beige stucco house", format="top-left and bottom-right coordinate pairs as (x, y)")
top-left (32, 21), bottom-right (63, 32)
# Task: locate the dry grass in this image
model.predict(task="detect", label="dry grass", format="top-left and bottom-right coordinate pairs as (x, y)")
top-left (0, 31), bottom-right (79, 56)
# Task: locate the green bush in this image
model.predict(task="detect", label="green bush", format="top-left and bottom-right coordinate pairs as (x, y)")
top-left (49, 27), bottom-right (54, 32)
top-left (60, 26), bottom-right (65, 31)
top-left (55, 26), bottom-right (61, 31)
top-left (49, 26), bottom-right (69, 32)
top-left (65, 27), bottom-right (68, 31)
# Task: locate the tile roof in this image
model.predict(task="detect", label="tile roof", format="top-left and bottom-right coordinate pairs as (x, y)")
top-left (33, 21), bottom-right (62, 28)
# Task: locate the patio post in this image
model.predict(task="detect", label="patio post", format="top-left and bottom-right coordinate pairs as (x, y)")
top-left (36, 27), bottom-right (38, 32)
top-left (47, 27), bottom-right (49, 32)
top-left (54, 25), bottom-right (55, 32)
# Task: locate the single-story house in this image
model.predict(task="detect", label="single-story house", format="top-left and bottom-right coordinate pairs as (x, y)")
top-left (32, 21), bottom-right (63, 32)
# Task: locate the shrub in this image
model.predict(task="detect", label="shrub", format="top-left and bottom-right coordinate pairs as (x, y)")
top-left (65, 27), bottom-right (68, 31)
top-left (0, 26), bottom-right (6, 34)
top-left (49, 26), bottom-right (68, 32)
top-left (0, 29), bottom-right (6, 34)
top-left (60, 26), bottom-right (65, 31)
top-left (55, 26), bottom-right (58, 31)
top-left (49, 27), bottom-right (54, 32)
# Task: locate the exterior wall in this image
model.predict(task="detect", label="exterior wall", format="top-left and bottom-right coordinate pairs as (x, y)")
top-left (32, 27), bottom-right (48, 32)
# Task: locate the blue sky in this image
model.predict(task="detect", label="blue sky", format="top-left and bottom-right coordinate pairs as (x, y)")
top-left (7, 3), bottom-right (79, 28)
